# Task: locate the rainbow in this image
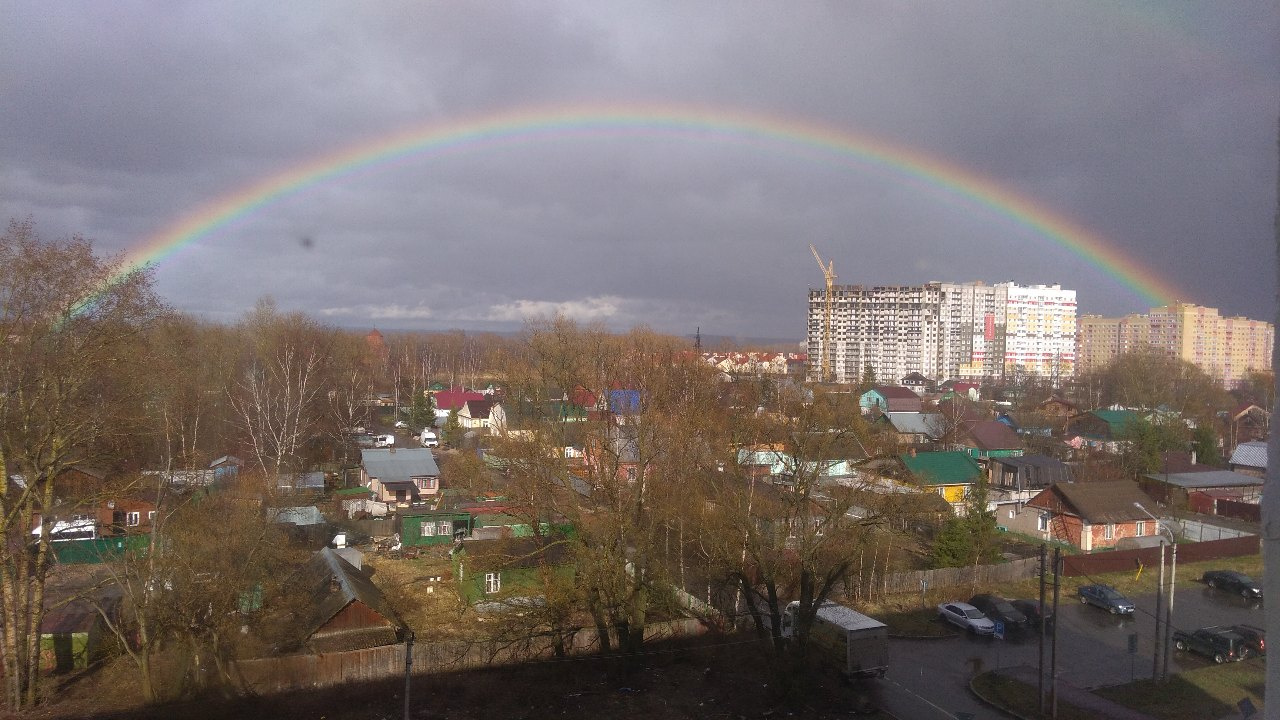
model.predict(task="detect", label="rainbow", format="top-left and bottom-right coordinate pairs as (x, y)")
top-left (118, 103), bottom-right (1182, 306)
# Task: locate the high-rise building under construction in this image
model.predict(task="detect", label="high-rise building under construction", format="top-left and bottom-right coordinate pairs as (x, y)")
top-left (805, 281), bottom-right (1076, 385)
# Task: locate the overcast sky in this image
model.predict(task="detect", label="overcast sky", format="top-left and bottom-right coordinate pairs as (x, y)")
top-left (2, 2), bottom-right (1276, 342)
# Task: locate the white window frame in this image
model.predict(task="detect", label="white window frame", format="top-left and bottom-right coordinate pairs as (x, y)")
top-left (1135, 520), bottom-right (1146, 536)
top-left (436, 521), bottom-right (453, 536)
top-left (1104, 523), bottom-right (1115, 540)
top-left (1037, 513), bottom-right (1050, 532)
top-left (484, 572), bottom-right (501, 594)
top-left (126, 511), bottom-right (141, 527)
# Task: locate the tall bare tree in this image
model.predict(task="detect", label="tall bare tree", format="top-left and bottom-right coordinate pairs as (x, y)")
top-left (228, 299), bottom-right (332, 479)
top-left (0, 219), bottom-right (163, 708)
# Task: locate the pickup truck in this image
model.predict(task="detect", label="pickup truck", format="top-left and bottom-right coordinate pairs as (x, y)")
top-left (1172, 627), bottom-right (1248, 664)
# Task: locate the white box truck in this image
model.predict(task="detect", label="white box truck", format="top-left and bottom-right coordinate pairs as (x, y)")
top-left (781, 600), bottom-right (888, 678)
top-left (419, 429), bottom-right (439, 448)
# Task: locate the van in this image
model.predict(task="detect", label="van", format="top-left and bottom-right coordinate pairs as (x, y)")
top-left (373, 434), bottom-right (395, 448)
top-left (419, 429), bottom-right (439, 448)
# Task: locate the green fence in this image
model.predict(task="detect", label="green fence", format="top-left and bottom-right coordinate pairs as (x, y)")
top-left (51, 534), bottom-right (150, 564)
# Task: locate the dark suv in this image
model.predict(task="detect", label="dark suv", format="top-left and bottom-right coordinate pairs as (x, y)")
top-left (1201, 570), bottom-right (1263, 599)
top-left (1173, 627), bottom-right (1248, 664)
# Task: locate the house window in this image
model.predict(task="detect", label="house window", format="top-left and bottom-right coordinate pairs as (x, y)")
top-left (436, 521), bottom-right (453, 536)
top-left (625, 467), bottom-right (637, 482)
top-left (147, 511), bottom-right (155, 522)
top-left (415, 477), bottom-right (438, 490)
top-left (420, 522), bottom-right (437, 536)
top-left (1136, 521), bottom-right (1146, 536)
top-left (1104, 523), bottom-right (1115, 540)
top-left (126, 512), bottom-right (141, 527)
top-left (484, 572), bottom-right (501, 594)
top-left (1037, 513), bottom-right (1049, 532)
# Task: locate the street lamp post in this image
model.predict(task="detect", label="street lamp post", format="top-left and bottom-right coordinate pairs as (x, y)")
top-left (1135, 502), bottom-right (1176, 681)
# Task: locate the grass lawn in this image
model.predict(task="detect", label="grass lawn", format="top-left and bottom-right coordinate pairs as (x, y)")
top-left (1094, 658), bottom-right (1265, 720)
top-left (878, 607), bottom-right (956, 638)
top-left (971, 671), bottom-right (1094, 720)
top-left (974, 658), bottom-right (1265, 720)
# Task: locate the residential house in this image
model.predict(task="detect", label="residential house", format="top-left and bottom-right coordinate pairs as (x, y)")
top-left (1025, 481), bottom-right (1160, 552)
top-left (878, 412), bottom-right (944, 446)
top-left (987, 455), bottom-right (1073, 527)
top-left (35, 492), bottom-right (158, 541)
top-left (432, 386), bottom-right (485, 424)
top-left (900, 372), bottom-right (933, 393)
top-left (399, 510), bottom-right (472, 547)
top-left (360, 448), bottom-right (441, 507)
top-left (860, 386), bottom-right (923, 415)
top-left (1223, 403), bottom-right (1269, 450)
top-left (453, 534), bottom-right (572, 608)
top-left (288, 547), bottom-right (406, 652)
top-left (1228, 441), bottom-right (1267, 478)
top-left (959, 421), bottom-right (1025, 460)
top-left (941, 381), bottom-right (981, 402)
top-left (898, 450), bottom-right (983, 511)
top-left (459, 399), bottom-right (494, 429)
top-left (1065, 409), bottom-right (1140, 452)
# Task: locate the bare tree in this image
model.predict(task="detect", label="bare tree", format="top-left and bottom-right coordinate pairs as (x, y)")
top-left (0, 219), bottom-right (163, 709)
top-left (228, 299), bottom-right (332, 478)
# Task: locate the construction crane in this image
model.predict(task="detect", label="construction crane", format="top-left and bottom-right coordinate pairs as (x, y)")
top-left (809, 243), bottom-right (837, 383)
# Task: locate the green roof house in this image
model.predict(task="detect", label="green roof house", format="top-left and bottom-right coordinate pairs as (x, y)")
top-left (900, 450), bottom-right (982, 507)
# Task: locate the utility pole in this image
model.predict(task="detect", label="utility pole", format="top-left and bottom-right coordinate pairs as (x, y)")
top-left (1050, 547), bottom-right (1061, 719)
top-left (1038, 543), bottom-right (1047, 715)
top-left (1163, 542), bottom-right (1177, 681)
top-left (1153, 541), bottom-right (1165, 679)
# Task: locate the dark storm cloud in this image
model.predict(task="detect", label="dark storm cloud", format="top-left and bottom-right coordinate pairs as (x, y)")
top-left (1, 1), bottom-right (1275, 340)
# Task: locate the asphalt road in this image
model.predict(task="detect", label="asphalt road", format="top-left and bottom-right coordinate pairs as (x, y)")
top-left (877, 582), bottom-right (1266, 719)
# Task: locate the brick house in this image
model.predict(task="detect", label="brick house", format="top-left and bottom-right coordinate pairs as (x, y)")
top-left (1025, 481), bottom-right (1159, 552)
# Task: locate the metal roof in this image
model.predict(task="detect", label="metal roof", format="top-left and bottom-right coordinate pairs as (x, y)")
top-left (361, 448), bottom-right (440, 482)
top-left (1229, 441), bottom-right (1267, 469)
top-left (1144, 470), bottom-right (1265, 490)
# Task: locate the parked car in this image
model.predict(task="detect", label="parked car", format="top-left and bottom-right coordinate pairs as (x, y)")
top-left (937, 602), bottom-right (996, 635)
top-left (394, 420), bottom-right (409, 429)
top-left (1201, 570), bottom-right (1263, 599)
top-left (1077, 584), bottom-right (1135, 614)
top-left (1010, 599), bottom-right (1053, 629)
top-left (1220, 624), bottom-right (1266, 657)
top-left (1173, 627), bottom-right (1248, 663)
top-left (968, 594), bottom-right (1029, 632)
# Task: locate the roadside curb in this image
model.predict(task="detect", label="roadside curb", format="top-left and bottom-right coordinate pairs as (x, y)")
top-left (967, 672), bottom-right (1034, 720)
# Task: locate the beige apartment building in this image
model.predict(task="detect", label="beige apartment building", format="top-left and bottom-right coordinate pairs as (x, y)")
top-left (1077, 303), bottom-right (1272, 388)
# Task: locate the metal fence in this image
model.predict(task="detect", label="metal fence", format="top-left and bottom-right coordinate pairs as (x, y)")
top-left (1174, 517), bottom-right (1254, 542)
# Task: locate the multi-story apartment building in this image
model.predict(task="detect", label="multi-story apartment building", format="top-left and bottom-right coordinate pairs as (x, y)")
top-left (1077, 303), bottom-right (1273, 389)
top-left (807, 281), bottom-right (1076, 385)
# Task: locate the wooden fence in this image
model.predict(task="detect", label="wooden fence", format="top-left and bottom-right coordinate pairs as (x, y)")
top-left (846, 556), bottom-right (1042, 600)
top-left (1061, 535), bottom-right (1259, 577)
top-left (235, 617), bottom-right (708, 694)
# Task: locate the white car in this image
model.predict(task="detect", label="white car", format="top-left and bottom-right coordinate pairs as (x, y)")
top-left (394, 420), bottom-right (409, 429)
top-left (938, 601), bottom-right (996, 635)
